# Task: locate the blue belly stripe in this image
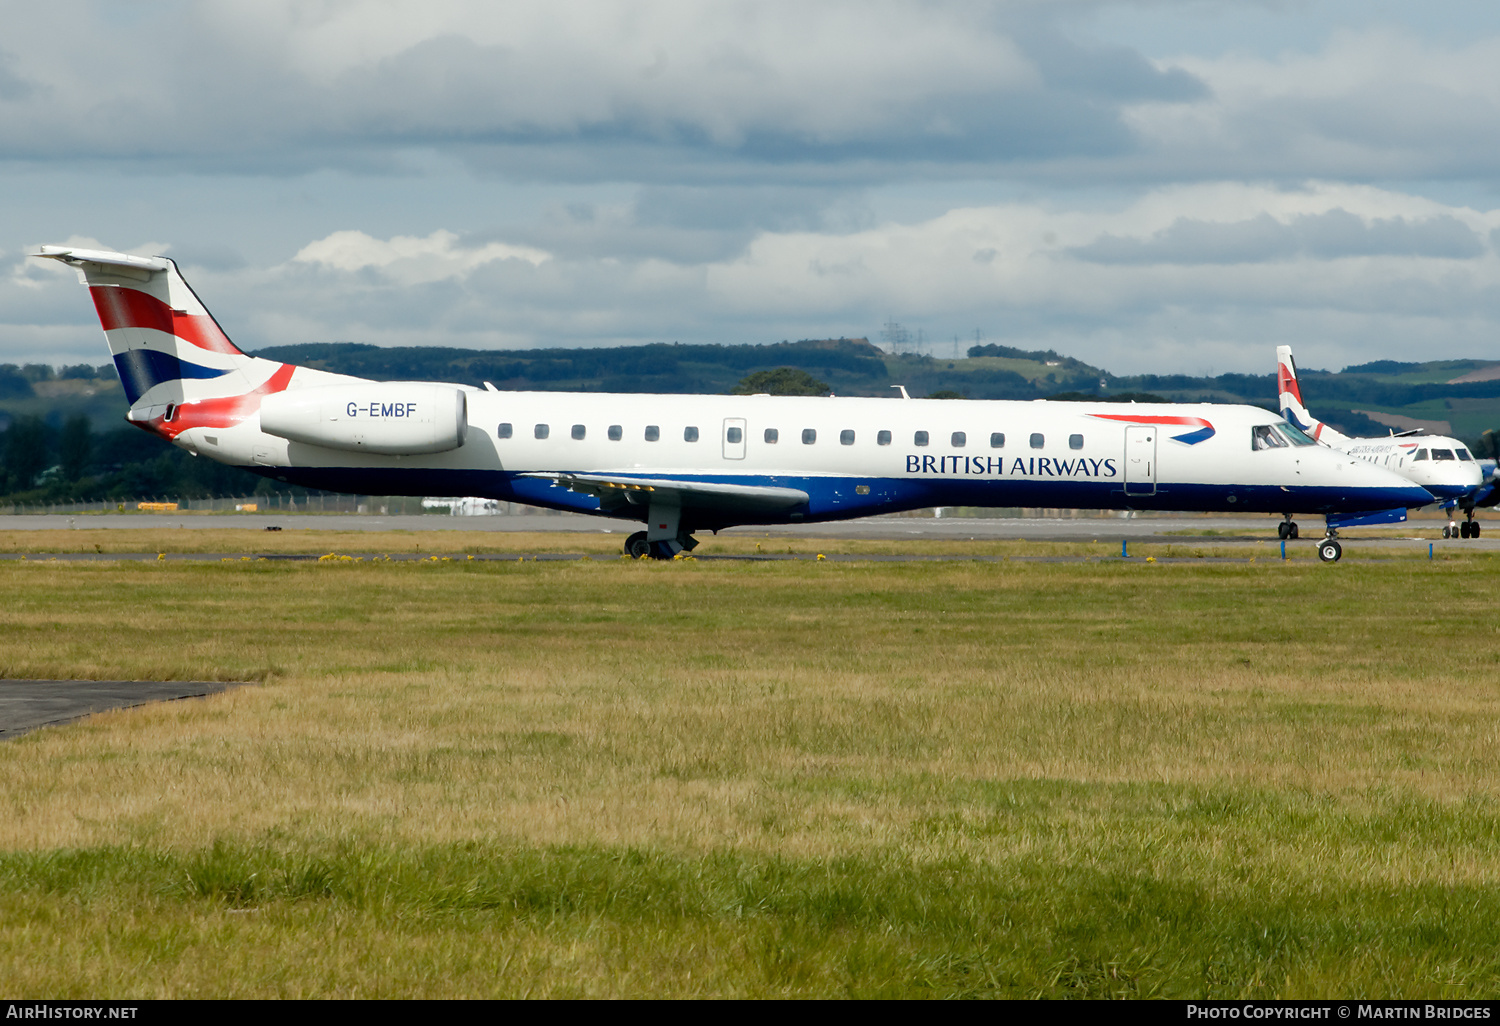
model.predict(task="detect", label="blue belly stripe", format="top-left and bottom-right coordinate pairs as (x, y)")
top-left (249, 466), bottom-right (1432, 529)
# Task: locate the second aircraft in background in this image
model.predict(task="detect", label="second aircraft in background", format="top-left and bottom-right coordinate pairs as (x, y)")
top-left (1277, 345), bottom-right (1489, 538)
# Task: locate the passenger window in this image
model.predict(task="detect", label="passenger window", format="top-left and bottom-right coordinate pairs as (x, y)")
top-left (1413, 449), bottom-right (1428, 461)
top-left (571, 424), bottom-right (586, 440)
top-left (645, 425), bottom-right (660, 442)
top-left (1252, 425), bottom-right (1288, 450)
top-left (534, 424), bottom-right (549, 440)
top-left (497, 423), bottom-right (512, 439)
top-left (840, 430), bottom-right (855, 445)
top-left (1069, 434), bottom-right (1083, 450)
top-left (877, 430), bottom-right (892, 446)
top-left (1433, 449), bottom-right (1455, 461)
top-left (802, 428), bottom-right (817, 445)
top-left (765, 428), bottom-right (779, 444)
top-left (726, 426), bottom-right (743, 444)
top-left (914, 431), bottom-right (929, 446)
top-left (1029, 433), bottom-right (1044, 449)
top-left (951, 431), bottom-right (966, 448)
top-left (608, 425), bottom-right (622, 441)
top-left (684, 426), bottom-right (699, 442)
top-left (990, 432), bottom-right (1005, 449)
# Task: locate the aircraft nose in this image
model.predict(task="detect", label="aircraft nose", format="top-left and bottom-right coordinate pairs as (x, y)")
top-left (1341, 456), bottom-right (1437, 508)
top-left (1398, 482), bottom-right (1439, 506)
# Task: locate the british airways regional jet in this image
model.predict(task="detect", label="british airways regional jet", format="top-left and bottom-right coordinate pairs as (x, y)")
top-left (36, 246), bottom-right (1433, 562)
top-left (1276, 345), bottom-right (1487, 539)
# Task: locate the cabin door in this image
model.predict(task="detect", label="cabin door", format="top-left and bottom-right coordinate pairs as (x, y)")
top-left (1123, 425), bottom-right (1157, 496)
top-left (722, 418), bottom-right (747, 460)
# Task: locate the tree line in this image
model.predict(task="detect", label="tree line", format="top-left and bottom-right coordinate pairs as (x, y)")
top-left (0, 362), bottom-right (115, 399)
top-left (0, 415), bottom-right (273, 503)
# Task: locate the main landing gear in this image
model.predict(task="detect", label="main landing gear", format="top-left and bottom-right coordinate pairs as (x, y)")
top-left (624, 500), bottom-right (701, 559)
top-left (1276, 515), bottom-right (1300, 541)
top-left (1442, 509), bottom-right (1481, 539)
top-left (624, 530), bottom-right (699, 560)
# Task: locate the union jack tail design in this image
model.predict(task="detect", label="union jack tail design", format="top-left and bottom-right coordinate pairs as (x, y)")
top-left (34, 246), bottom-right (295, 438)
top-left (1276, 344), bottom-right (1347, 444)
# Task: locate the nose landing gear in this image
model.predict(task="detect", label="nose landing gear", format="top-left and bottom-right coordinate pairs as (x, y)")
top-left (1317, 518), bottom-right (1343, 563)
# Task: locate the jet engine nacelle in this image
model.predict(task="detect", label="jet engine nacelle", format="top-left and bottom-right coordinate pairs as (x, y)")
top-left (260, 383), bottom-right (468, 455)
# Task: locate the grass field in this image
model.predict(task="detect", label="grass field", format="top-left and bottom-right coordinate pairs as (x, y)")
top-left (2, 544), bottom-right (1500, 997)
top-left (0, 524), bottom-right (1462, 560)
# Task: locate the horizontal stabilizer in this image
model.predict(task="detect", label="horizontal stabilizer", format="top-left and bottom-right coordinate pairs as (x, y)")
top-left (522, 472), bottom-right (809, 515)
top-left (33, 246), bottom-right (172, 282)
top-left (1326, 507), bottom-right (1409, 530)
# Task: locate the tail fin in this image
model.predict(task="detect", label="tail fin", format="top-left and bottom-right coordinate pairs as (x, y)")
top-left (1276, 344), bottom-right (1346, 444)
top-left (34, 246), bottom-right (280, 409)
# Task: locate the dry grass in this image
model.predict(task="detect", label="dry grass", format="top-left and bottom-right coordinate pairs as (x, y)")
top-left (0, 525), bottom-right (1437, 561)
top-left (2, 553), bottom-right (1500, 996)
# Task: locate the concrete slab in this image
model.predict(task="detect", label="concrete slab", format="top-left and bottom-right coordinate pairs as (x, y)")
top-left (0, 680), bottom-right (246, 740)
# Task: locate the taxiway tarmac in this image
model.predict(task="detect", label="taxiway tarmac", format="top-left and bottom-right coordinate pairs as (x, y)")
top-left (1, 512), bottom-right (1492, 554)
top-left (1, 511), bottom-right (1491, 546)
top-left (0, 680), bottom-right (245, 740)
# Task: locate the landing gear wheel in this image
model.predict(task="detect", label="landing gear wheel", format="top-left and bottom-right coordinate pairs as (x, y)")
top-left (1318, 539), bottom-right (1343, 563)
top-left (1461, 521), bottom-right (1473, 539)
top-left (1443, 525), bottom-right (1453, 539)
top-left (624, 532), bottom-right (651, 558)
top-left (1289, 522), bottom-right (1299, 540)
top-left (1277, 522), bottom-right (1289, 540)
top-left (1473, 523), bottom-right (1482, 538)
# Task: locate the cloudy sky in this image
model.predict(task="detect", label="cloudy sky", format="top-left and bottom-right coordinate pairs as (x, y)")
top-left (5, 0), bottom-right (1500, 375)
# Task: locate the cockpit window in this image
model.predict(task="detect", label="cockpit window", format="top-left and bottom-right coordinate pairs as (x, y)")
top-left (1252, 425), bottom-right (1289, 450)
top-left (1432, 449), bottom-right (1455, 461)
top-left (1277, 423), bottom-right (1317, 446)
top-left (1413, 449), bottom-right (1429, 461)
top-left (1457, 448), bottom-right (1473, 461)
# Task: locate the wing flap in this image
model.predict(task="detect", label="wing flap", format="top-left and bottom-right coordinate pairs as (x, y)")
top-left (521, 472), bottom-right (809, 514)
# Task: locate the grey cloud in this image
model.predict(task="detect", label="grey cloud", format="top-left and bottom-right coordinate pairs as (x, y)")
top-left (1073, 211), bottom-right (1487, 264)
top-left (0, 52), bottom-right (35, 102)
top-left (485, 185), bottom-right (870, 264)
top-left (1011, 21), bottom-right (1208, 104)
top-left (0, 4), bottom-right (1208, 181)
top-left (7, 4), bottom-right (1500, 192)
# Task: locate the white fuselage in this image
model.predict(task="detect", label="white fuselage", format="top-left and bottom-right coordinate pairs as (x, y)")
top-left (29, 245), bottom-right (1439, 539)
top-left (1334, 435), bottom-right (1482, 501)
top-left (175, 383), bottom-right (1436, 529)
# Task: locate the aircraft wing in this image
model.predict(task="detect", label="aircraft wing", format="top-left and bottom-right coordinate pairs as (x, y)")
top-left (520, 472), bottom-right (809, 515)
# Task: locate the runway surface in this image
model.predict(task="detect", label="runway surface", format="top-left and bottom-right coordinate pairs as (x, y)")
top-left (2, 511), bottom-right (1493, 554)
top-left (0, 680), bottom-right (245, 740)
